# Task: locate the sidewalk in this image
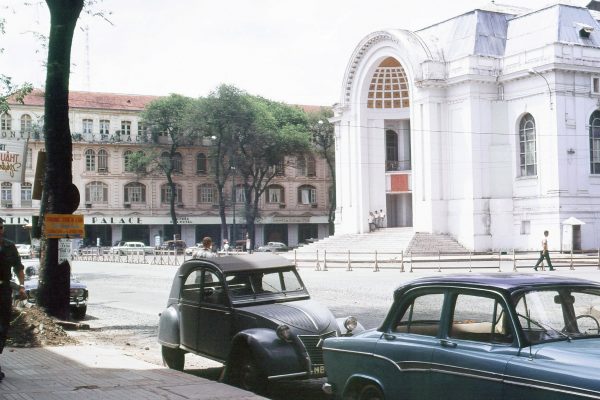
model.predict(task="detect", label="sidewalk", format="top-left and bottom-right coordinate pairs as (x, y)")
top-left (0, 345), bottom-right (267, 399)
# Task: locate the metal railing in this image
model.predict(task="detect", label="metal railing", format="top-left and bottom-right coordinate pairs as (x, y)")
top-left (293, 249), bottom-right (600, 272)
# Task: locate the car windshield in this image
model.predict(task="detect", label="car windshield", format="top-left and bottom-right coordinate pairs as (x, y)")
top-left (225, 268), bottom-right (305, 301)
top-left (514, 287), bottom-right (600, 344)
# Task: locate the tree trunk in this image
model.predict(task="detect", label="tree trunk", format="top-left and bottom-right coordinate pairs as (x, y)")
top-left (38, 0), bottom-right (84, 320)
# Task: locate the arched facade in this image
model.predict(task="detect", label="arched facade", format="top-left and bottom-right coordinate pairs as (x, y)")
top-left (334, 4), bottom-right (600, 251)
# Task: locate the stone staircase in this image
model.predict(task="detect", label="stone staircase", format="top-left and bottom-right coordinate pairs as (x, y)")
top-left (405, 232), bottom-right (469, 254)
top-left (293, 227), bottom-right (414, 254)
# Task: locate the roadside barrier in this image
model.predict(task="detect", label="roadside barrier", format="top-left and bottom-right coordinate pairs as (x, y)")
top-left (292, 249), bottom-right (600, 272)
top-left (72, 247), bottom-right (189, 266)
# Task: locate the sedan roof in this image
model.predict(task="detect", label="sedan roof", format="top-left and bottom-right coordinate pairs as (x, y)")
top-left (397, 273), bottom-right (600, 294)
top-left (178, 253), bottom-right (294, 275)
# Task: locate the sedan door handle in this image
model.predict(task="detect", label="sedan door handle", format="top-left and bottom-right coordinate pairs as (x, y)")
top-left (440, 339), bottom-right (457, 348)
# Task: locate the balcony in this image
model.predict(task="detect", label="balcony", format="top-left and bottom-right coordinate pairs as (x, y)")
top-left (385, 159), bottom-right (411, 172)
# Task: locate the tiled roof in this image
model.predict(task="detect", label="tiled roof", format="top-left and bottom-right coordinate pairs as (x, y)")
top-left (10, 89), bottom-right (327, 114)
top-left (10, 89), bottom-right (159, 111)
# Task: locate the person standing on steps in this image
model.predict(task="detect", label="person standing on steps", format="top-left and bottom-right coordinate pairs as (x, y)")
top-left (534, 230), bottom-right (554, 271)
top-left (0, 218), bottom-right (26, 381)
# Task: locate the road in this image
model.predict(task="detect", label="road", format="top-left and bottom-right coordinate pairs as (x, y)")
top-left (69, 260), bottom-right (600, 400)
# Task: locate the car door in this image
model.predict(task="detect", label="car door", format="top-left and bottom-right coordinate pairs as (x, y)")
top-left (195, 269), bottom-right (233, 359)
top-left (431, 290), bottom-right (519, 400)
top-left (373, 289), bottom-right (445, 399)
top-left (179, 268), bottom-right (203, 350)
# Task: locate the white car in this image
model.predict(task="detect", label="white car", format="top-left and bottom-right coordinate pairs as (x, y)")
top-left (16, 244), bottom-right (33, 259)
top-left (109, 241), bottom-right (153, 255)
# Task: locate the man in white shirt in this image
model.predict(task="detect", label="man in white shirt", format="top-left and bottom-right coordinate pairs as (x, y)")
top-left (534, 230), bottom-right (554, 271)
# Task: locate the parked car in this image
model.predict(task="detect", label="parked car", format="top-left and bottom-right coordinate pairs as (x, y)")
top-left (12, 262), bottom-right (88, 320)
top-left (255, 241), bottom-right (289, 252)
top-left (161, 240), bottom-right (187, 254)
top-left (109, 241), bottom-right (153, 255)
top-left (158, 253), bottom-right (363, 393)
top-left (16, 244), bottom-right (33, 259)
top-left (322, 274), bottom-right (600, 400)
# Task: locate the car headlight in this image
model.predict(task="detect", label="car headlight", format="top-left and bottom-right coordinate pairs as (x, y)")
top-left (70, 288), bottom-right (85, 297)
top-left (344, 316), bottom-right (358, 333)
top-left (276, 324), bottom-right (293, 342)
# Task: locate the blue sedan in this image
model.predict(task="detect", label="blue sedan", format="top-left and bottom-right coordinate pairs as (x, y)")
top-left (322, 274), bottom-right (600, 400)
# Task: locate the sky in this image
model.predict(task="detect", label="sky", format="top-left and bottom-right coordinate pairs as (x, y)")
top-left (1, 0), bottom-right (565, 106)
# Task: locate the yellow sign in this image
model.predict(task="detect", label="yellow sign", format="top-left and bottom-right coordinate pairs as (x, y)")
top-left (44, 214), bottom-right (84, 239)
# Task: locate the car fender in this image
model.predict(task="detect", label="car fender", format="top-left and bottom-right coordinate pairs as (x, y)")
top-left (157, 305), bottom-right (180, 348)
top-left (226, 328), bottom-right (305, 378)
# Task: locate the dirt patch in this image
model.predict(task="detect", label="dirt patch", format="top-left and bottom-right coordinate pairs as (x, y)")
top-left (6, 305), bottom-right (78, 347)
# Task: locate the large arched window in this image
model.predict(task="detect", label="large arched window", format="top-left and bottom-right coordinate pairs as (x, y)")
top-left (298, 185), bottom-right (317, 205)
top-left (297, 156), bottom-right (307, 176)
top-left (161, 183), bottom-right (182, 204)
top-left (306, 155), bottom-right (316, 177)
top-left (85, 149), bottom-right (96, 171)
top-left (1, 113), bottom-right (11, 132)
top-left (197, 183), bottom-right (216, 204)
top-left (266, 184), bottom-right (284, 203)
top-left (85, 181), bottom-right (108, 203)
top-left (590, 110), bottom-right (600, 174)
top-left (173, 152), bottom-right (183, 173)
top-left (519, 114), bottom-right (537, 177)
top-left (21, 182), bottom-right (32, 206)
top-left (20, 114), bottom-right (32, 136)
top-left (1, 182), bottom-right (12, 205)
top-left (98, 149), bottom-right (109, 172)
top-left (367, 57), bottom-right (410, 109)
top-left (196, 153), bottom-right (207, 174)
top-left (124, 182), bottom-right (146, 203)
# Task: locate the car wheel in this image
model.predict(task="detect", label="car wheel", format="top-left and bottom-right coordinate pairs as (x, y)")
top-left (71, 306), bottom-right (87, 320)
top-left (231, 350), bottom-right (267, 394)
top-left (357, 383), bottom-right (384, 400)
top-left (161, 346), bottom-right (185, 371)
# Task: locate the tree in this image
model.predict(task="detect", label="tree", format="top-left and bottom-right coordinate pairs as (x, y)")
top-left (307, 108), bottom-right (335, 234)
top-left (37, 0), bottom-right (85, 320)
top-left (235, 96), bottom-right (311, 248)
top-left (186, 85), bottom-right (253, 245)
top-left (139, 94), bottom-right (195, 237)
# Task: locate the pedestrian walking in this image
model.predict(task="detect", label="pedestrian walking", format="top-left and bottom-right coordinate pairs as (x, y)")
top-left (193, 236), bottom-right (216, 259)
top-left (222, 239), bottom-right (230, 255)
top-left (534, 230), bottom-right (554, 271)
top-left (0, 218), bottom-right (26, 381)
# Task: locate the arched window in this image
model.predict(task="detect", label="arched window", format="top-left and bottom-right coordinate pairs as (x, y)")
top-left (196, 153), bottom-right (207, 174)
top-left (519, 114), bottom-right (537, 176)
top-left (307, 155), bottom-right (316, 177)
top-left (20, 114), bottom-right (32, 136)
top-left (124, 150), bottom-right (133, 172)
top-left (161, 183), bottom-right (182, 204)
top-left (1, 182), bottom-right (12, 205)
top-left (266, 184), bottom-right (284, 203)
top-left (298, 185), bottom-right (317, 205)
top-left (173, 152), bottom-right (183, 173)
top-left (21, 182), bottom-right (32, 206)
top-left (124, 182), bottom-right (146, 203)
top-left (98, 149), bottom-right (109, 172)
top-left (590, 110), bottom-right (600, 174)
top-left (85, 149), bottom-right (96, 171)
top-left (85, 181), bottom-right (108, 203)
top-left (367, 57), bottom-right (410, 109)
top-left (1, 113), bottom-right (11, 132)
top-left (386, 129), bottom-right (399, 171)
top-left (197, 183), bottom-right (216, 203)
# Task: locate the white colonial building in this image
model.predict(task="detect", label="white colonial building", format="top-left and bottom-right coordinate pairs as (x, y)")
top-left (333, 1), bottom-right (600, 251)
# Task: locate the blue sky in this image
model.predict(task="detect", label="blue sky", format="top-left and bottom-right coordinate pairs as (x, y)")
top-left (1, 0), bottom-right (561, 105)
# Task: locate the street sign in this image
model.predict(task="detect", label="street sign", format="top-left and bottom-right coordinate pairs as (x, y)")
top-left (44, 213), bottom-right (84, 239)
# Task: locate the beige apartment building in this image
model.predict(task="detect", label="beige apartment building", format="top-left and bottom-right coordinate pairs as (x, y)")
top-left (2, 90), bottom-right (331, 248)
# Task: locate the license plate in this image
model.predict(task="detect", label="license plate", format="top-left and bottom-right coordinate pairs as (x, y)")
top-left (312, 365), bottom-right (325, 375)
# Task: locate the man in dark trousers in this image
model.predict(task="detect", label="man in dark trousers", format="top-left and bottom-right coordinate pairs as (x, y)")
top-left (0, 219), bottom-right (25, 381)
top-left (534, 230), bottom-right (555, 271)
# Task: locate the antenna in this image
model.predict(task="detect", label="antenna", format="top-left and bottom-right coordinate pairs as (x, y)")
top-left (84, 25), bottom-right (90, 91)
